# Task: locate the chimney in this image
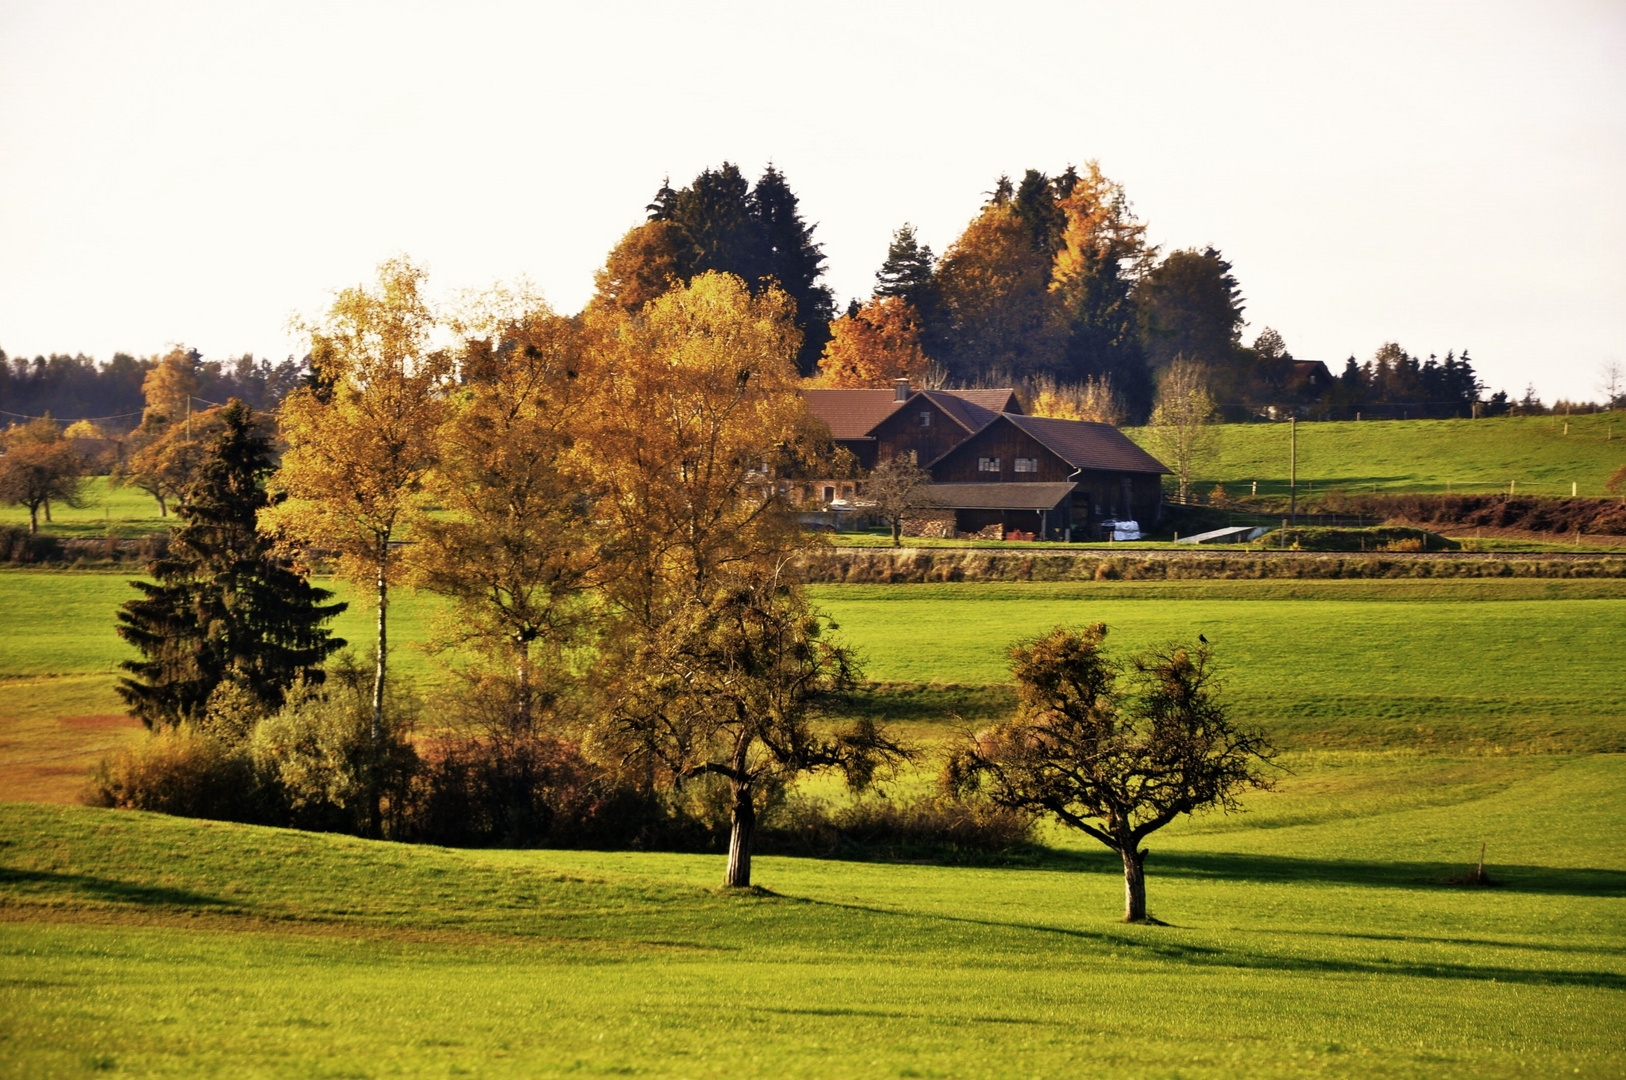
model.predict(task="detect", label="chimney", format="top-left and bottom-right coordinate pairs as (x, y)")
top-left (893, 378), bottom-right (911, 402)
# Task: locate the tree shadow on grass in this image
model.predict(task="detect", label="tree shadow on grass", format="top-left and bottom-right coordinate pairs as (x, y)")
top-left (1021, 848), bottom-right (1626, 898)
top-left (794, 894), bottom-right (1626, 992)
top-left (0, 868), bottom-right (231, 911)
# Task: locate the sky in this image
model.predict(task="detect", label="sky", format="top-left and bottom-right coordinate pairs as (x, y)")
top-left (1, 0), bottom-right (1622, 403)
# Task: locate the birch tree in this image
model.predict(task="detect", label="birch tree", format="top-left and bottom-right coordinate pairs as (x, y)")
top-left (262, 257), bottom-right (448, 835)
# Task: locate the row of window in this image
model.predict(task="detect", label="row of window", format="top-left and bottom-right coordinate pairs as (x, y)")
top-left (978, 457), bottom-right (1039, 474)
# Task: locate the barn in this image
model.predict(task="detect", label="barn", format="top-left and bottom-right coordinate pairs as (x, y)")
top-left (802, 380), bottom-right (1170, 540)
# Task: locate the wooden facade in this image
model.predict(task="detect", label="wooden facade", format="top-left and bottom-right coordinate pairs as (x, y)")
top-left (867, 396), bottom-right (979, 467)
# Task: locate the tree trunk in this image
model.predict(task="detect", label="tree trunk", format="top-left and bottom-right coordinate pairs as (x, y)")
top-left (514, 642), bottom-right (532, 735)
top-left (724, 782), bottom-right (755, 888)
top-left (891, 515), bottom-right (902, 547)
top-left (156, 495), bottom-right (167, 518)
top-left (43, 498), bottom-right (52, 523)
top-left (27, 503), bottom-right (39, 534)
top-left (370, 541), bottom-right (388, 839)
top-left (1121, 845), bottom-right (1148, 922)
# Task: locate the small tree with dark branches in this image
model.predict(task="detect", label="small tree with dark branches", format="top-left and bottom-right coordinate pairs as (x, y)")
top-left (945, 623), bottom-right (1275, 922)
top-left (611, 566), bottom-right (909, 888)
top-left (864, 453), bottom-right (933, 546)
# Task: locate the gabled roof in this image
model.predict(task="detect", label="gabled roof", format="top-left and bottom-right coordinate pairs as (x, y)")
top-left (801, 386), bottom-right (1019, 440)
top-left (801, 388), bottom-right (905, 440)
top-left (914, 390), bottom-right (1001, 434)
top-left (997, 414), bottom-right (1171, 475)
top-left (924, 482), bottom-right (1076, 510)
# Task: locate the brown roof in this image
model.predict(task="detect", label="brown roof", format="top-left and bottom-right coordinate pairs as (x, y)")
top-left (1001, 414), bottom-right (1171, 475)
top-left (924, 482), bottom-right (1077, 510)
top-left (801, 389), bottom-right (904, 439)
top-left (802, 386), bottom-right (1019, 440)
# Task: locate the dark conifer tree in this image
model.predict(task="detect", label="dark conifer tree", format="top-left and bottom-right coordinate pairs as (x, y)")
top-left (645, 163), bottom-right (833, 374)
top-left (117, 399), bottom-right (346, 729)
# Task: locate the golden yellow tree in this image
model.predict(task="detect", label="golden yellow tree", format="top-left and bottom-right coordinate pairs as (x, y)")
top-left (811, 296), bottom-right (930, 388)
top-left (589, 220), bottom-right (686, 316)
top-left (140, 346), bottom-right (201, 426)
top-left (262, 257), bottom-right (450, 833)
top-left (589, 272), bottom-right (903, 887)
top-left (935, 204), bottom-right (1067, 377)
top-left (411, 290), bottom-right (600, 732)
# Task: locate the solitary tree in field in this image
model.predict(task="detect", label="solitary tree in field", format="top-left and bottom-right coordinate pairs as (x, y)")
top-left (614, 567), bottom-right (906, 888)
top-left (0, 417), bottom-right (88, 533)
top-left (946, 624), bottom-right (1275, 922)
top-left (864, 453), bottom-right (933, 547)
top-left (1144, 357), bottom-right (1219, 502)
top-left (262, 257), bottom-right (449, 835)
top-left (117, 400), bottom-right (346, 728)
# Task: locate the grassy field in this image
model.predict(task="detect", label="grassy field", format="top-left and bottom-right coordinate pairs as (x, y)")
top-left (1127, 412), bottom-right (1626, 500)
top-left (3, 570), bottom-right (1622, 1075)
top-left (2, 751), bottom-right (1622, 1077)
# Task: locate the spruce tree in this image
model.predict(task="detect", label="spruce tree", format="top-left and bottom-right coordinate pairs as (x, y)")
top-left (117, 399), bottom-right (346, 729)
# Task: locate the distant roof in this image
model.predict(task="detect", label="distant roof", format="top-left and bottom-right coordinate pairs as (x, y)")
top-left (923, 482), bottom-right (1077, 510)
top-left (801, 386), bottom-right (1021, 440)
top-left (1000, 414), bottom-right (1171, 475)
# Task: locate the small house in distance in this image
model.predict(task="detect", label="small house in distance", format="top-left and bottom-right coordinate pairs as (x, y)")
top-left (801, 379), bottom-right (1170, 540)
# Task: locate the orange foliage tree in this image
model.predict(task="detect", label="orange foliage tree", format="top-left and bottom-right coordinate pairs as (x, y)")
top-left (811, 296), bottom-right (930, 388)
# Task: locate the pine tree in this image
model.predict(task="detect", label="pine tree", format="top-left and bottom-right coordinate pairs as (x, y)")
top-left (117, 399), bottom-right (346, 729)
top-left (874, 224), bottom-right (937, 312)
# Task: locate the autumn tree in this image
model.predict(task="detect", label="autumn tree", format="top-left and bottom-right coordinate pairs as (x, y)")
top-left (946, 624), bottom-right (1275, 922)
top-left (863, 453), bottom-right (933, 547)
top-left (812, 296), bottom-right (930, 388)
top-left (589, 220), bottom-right (686, 316)
top-left (1049, 163), bottom-right (1155, 419)
top-left (117, 400), bottom-right (347, 729)
top-left (412, 290), bottom-right (600, 733)
top-left (1144, 358), bottom-right (1219, 501)
top-left (0, 418), bottom-right (88, 532)
top-left (140, 346), bottom-right (202, 426)
top-left (613, 566), bottom-right (906, 887)
top-left (935, 200), bottom-right (1067, 379)
top-left (114, 407), bottom-right (231, 516)
top-left (262, 257), bottom-right (450, 834)
top-left (587, 271), bottom-right (808, 628)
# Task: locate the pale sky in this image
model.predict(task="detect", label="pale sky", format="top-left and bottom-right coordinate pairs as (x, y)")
top-left (2, 0), bottom-right (1622, 403)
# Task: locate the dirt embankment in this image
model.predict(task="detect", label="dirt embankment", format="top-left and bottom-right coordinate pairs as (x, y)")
top-left (1321, 493), bottom-right (1626, 536)
top-left (801, 547), bottom-right (1626, 584)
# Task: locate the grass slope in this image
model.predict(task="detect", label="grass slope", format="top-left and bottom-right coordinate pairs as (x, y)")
top-left (1126, 413), bottom-right (1626, 499)
top-left (2, 749), bottom-right (1623, 1079)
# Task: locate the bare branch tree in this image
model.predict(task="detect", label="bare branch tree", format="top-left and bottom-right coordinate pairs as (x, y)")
top-left (864, 453), bottom-right (933, 547)
top-left (1144, 356), bottom-right (1219, 501)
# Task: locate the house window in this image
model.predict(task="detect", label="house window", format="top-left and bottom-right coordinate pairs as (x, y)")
top-left (1014, 457), bottom-right (1038, 474)
top-left (978, 457), bottom-right (1001, 473)
top-left (822, 485), bottom-right (835, 503)
top-left (908, 449), bottom-right (918, 465)
top-left (918, 411), bottom-right (932, 427)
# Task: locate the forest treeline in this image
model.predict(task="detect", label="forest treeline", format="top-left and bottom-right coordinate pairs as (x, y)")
top-left (5, 160), bottom-right (1513, 429)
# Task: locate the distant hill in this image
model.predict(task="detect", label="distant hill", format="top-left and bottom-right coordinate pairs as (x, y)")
top-left (1127, 413), bottom-right (1626, 500)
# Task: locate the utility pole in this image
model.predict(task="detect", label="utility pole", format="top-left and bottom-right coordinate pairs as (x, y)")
top-left (1289, 416), bottom-right (1297, 524)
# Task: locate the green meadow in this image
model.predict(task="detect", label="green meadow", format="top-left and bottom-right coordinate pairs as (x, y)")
top-left (1127, 412), bottom-right (1626, 499)
top-left (2, 569), bottom-right (1624, 1075)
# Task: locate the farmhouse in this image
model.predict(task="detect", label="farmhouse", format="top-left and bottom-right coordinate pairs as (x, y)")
top-left (802, 379), bottom-right (1170, 540)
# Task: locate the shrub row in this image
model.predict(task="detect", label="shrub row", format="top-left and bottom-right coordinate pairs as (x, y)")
top-left (0, 526), bottom-right (167, 565)
top-left (803, 548), bottom-right (1626, 583)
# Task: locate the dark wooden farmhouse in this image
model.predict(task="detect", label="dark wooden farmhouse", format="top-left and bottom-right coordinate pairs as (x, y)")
top-left (802, 380), bottom-right (1170, 539)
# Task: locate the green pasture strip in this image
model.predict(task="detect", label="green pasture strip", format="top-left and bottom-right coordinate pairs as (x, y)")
top-left (2, 754), bottom-right (1623, 1079)
top-left (0, 475), bottom-right (173, 538)
top-left (1126, 413), bottom-right (1626, 498)
top-left (809, 582), bottom-right (1626, 751)
top-left (0, 569), bottom-right (450, 687)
